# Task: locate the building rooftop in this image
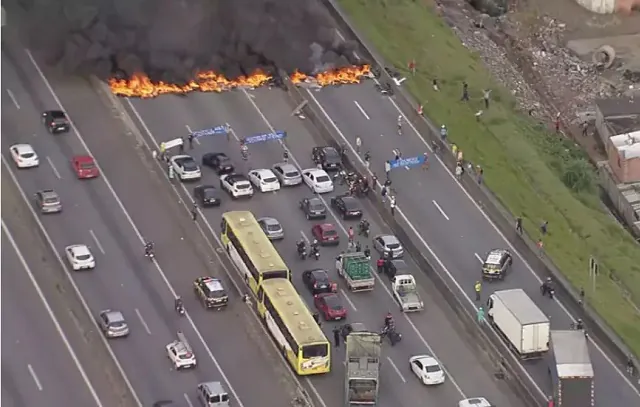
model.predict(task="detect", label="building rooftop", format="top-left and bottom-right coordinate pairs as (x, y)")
top-left (610, 131), bottom-right (640, 159)
top-left (596, 97), bottom-right (640, 117)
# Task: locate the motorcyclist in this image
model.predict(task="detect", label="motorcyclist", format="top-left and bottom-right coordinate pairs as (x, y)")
top-left (175, 297), bottom-right (184, 312)
top-left (358, 219), bottom-right (370, 235)
top-left (364, 245), bottom-right (371, 259)
top-left (355, 241), bottom-right (362, 252)
top-left (384, 312), bottom-right (394, 329)
top-left (397, 115), bottom-right (403, 135)
top-left (575, 319), bottom-right (584, 330)
top-left (144, 241), bottom-right (154, 256)
top-left (297, 239), bottom-right (306, 254)
top-left (240, 140), bottom-right (249, 159)
top-left (310, 239), bottom-right (319, 252)
top-left (541, 277), bottom-right (553, 296)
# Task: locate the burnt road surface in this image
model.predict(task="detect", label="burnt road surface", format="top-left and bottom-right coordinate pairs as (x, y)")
top-left (115, 86), bottom-right (524, 407)
top-left (299, 80), bottom-right (640, 406)
top-left (2, 38), bottom-right (301, 407)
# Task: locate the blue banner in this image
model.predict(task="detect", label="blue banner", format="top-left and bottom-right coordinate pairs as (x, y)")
top-left (390, 155), bottom-right (425, 170)
top-left (192, 125), bottom-right (229, 138)
top-left (245, 130), bottom-right (286, 145)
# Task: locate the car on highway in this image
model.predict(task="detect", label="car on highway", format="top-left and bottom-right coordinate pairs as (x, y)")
top-left (302, 268), bottom-right (337, 295)
top-left (97, 309), bottom-right (130, 339)
top-left (193, 185), bottom-right (221, 207)
top-left (272, 162), bottom-right (302, 186)
top-left (314, 292), bottom-right (347, 321)
top-left (166, 333), bottom-right (196, 370)
top-left (330, 194), bottom-right (363, 219)
top-left (42, 110), bottom-right (70, 133)
top-left (258, 217), bottom-right (284, 240)
top-left (194, 277), bottom-right (228, 309)
top-left (34, 189), bottom-right (62, 214)
top-left (373, 234), bottom-right (404, 259)
top-left (65, 244), bottom-right (95, 270)
top-left (481, 248), bottom-right (513, 281)
top-left (197, 381), bottom-right (230, 407)
top-left (409, 355), bottom-right (446, 385)
top-left (171, 155), bottom-right (202, 181)
top-left (248, 168), bottom-right (281, 192)
top-left (458, 398), bottom-right (493, 407)
top-left (299, 197), bottom-right (327, 220)
top-left (382, 258), bottom-right (408, 280)
top-left (202, 152), bottom-right (234, 175)
top-left (312, 146), bottom-right (342, 171)
top-left (219, 173), bottom-right (253, 199)
top-left (10, 143), bottom-right (39, 168)
top-left (312, 223), bottom-right (340, 246)
top-left (302, 168), bottom-right (334, 194)
top-left (72, 155), bottom-right (99, 179)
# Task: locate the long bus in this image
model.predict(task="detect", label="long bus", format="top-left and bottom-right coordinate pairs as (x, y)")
top-left (221, 211), bottom-right (290, 294)
top-left (258, 278), bottom-right (331, 375)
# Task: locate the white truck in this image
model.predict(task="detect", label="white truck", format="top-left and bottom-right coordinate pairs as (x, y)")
top-left (486, 289), bottom-right (550, 359)
top-left (391, 275), bottom-right (423, 312)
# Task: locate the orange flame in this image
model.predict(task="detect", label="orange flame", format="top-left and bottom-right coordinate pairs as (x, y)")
top-left (109, 65), bottom-right (371, 98)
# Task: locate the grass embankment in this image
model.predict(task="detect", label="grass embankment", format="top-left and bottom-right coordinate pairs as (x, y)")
top-left (338, 0), bottom-right (640, 355)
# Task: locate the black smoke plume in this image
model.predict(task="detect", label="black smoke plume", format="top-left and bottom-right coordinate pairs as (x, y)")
top-left (21, 0), bottom-right (361, 83)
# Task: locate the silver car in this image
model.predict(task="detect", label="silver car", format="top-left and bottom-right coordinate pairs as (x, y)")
top-left (258, 217), bottom-right (284, 240)
top-left (98, 310), bottom-right (130, 338)
top-left (373, 234), bottom-right (404, 258)
top-left (272, 162), bottom-right (302, 186)
top-left (34, 189), bottom-right (62, 213)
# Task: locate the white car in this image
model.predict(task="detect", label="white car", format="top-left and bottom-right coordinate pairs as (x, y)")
top-left (248, 169), bottom-right (281, 193)
top-left (10, 144), bottom-right (39, 168)
top-left (220, 173), bottom-right (254, 198)
top-left (170, 155), bottom-right (201, 181)
top-left (302, 168), bottom-right (333, 194)
top-left (166, 334), bottom-right (196, 370)
top-left (409, 355), bottom-right (445, 385)
top-left (65, 244), bottom-right (95, 270)
top-left (458, 398), bottom-right (493, 407)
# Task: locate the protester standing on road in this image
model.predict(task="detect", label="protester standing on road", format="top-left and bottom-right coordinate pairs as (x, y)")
top-left (348, 226), bottom-right (355, 244)
top-left (371, 173), bottom-right (378, 191)
top-left (333, 327), bottom-right (341, 347)
top-left (188, 133), bottom-right (194, 149)
top-left (474, 280), bottom-right (482, 301)
top-left (179, 137), bottom-right (185, 154)
top-left (160, 142), bottom-right (167, 160)
top-left (440, 124), bottom-right (448, 141)
top-left (381, 185), bottom-right (388, 203)
top-left (355, 136), bottom-right (362, 154)
top-left (283, 149), bottom-right (289, 163)
top-left (191, 207), bottom-right (198, 221)
top-left (455, 163), bottom-right (463, 180)
top-left (168, 164), bottom-right (175, 181)
top-left (390, 196), bottom-right (396, 216)
top-left (422, 152), bottom-right (429, 170)
top-left (364, 151), bottom-right (371, 168)
top-left (384, 160), bottom-right (391, 179)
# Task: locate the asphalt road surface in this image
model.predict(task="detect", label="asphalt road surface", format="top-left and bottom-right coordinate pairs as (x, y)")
top-left (1, 232), bottom-right (100, 407)
top-left (117, 87), bottom-right (525, 407)
top-left (2, 43), bottom-right (302, 407)
top-left (301, 82), bottom-right (640, 405)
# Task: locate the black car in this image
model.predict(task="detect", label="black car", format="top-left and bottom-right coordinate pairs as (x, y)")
top-left (383, 259), bottom-right (408, 280)
top-left (42, 110), bottom-right (70, 133)
top-left (193, 185), bottom-right (221, 207)
top-left (312, 146), bottom-right (342, 171)
top-left (202, 152), bottom-right (234, 175)
top-left (302, 269), bottom-right (336, 295)
top-left (299, 197), bottom-right (327, 220)
top-left (330, 195), bottom-right (363, 219)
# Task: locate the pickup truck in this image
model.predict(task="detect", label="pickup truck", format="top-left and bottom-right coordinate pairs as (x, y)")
top-left (391, 275), bottom-right (423, 312)
top-left (336, 252), bottom-right (375, 292)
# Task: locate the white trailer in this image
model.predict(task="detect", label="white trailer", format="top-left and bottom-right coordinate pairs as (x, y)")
top-left (487, 289), bottom-right (550, 359)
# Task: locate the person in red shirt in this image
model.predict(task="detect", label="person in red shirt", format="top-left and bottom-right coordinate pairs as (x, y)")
top-left (348, 226), bottom-right (355, 243)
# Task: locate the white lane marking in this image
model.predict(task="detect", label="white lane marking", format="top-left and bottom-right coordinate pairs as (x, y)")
top-left (26, 50), bottom-right (250, 407)
top-left (183, 393), bottom-right (194, 407)
top-left (404, 166), bottom-right (410, 170)
top-left (386, 357), bottom-right (406, 383)
top-left (185, 124), bottom-right (200, 145)
top-left (89, 229), bottom-right (105, 255)
top-left (240, 88), bottom-right (468, 398)
top-left (305, 88), bottom-right (541, 397)
top-left (1, 217), bottom-right (105, 406)
top-left (6, 88), bottom-right (21, 109)
top-left (432, 200), bottom-right (449, 220)
top-left (122, 99), bottom-right (326, 407)
top-left (474, 253), bottom-right (483, 264)
top-left (27, 364), bottom-right (43, 391)
top-left (46, 156), bottom-right (61, 179)
top-left (135, 309), bottom-right (151, 335)
top-left (340, 288), bottom-right (358, 312)
top-left (353, 100), bottom-right (370, 120)
top-left (345, 62), bottom-right (637, 389)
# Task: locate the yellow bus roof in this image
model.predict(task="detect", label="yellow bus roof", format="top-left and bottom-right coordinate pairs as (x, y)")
top-left (223, 211), bottom-right (288, 273)
top-left (261, 279), bottom-right (328, 346)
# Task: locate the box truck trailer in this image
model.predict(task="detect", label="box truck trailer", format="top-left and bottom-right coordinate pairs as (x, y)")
top-left (486, 289), bottom-right (550, 359)
top-left (549, 330), bottom-right (595, 407)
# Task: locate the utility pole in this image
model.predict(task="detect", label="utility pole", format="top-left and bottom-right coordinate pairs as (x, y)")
top-left (588, 256), bottom-right (599, 293)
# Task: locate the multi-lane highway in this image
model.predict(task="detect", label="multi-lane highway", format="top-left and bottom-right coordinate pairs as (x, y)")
top-left (2, 36), bottom-right (302, 407)
top-left (111, 83), bottom-right (526, 407)
top-left (300, 82), bottom-right (640, 405)
top-left (1, 230), bottom-right (100, 407)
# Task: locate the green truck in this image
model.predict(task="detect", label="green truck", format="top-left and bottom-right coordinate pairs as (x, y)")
top-left (336, 252), bottom-right (375, 292)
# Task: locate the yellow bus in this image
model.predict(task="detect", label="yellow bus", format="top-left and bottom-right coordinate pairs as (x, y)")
top-left (221, 211), bottom-right (290, 294)
top-left (258, 279), bottom-right (331, 375)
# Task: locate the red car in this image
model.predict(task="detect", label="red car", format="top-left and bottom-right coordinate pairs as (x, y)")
top-left (314, 292), bottom-right (347, 321)
top-left (72, 155), bottom-right (99, 179)
top-left (311, 223), bottom-right (340, 246)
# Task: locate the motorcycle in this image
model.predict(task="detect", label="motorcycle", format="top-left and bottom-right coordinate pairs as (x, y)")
top-left (145, 250), bottom-right (155, 260)
top-left (311, 248), bottom-right (320, 261)
top-left (175, 301), bottom-right (185, 316)
top-left (298, 248), bottom-right (307, 260)
top-left (381, 325), bottom-right (402, 346)
top-left (358, 222), bottom-right (370, 237)
top-left (540, 283), bottom-right (555, 299)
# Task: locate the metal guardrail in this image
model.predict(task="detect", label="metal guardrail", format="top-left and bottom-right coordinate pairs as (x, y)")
top-left (316, 0), bottom-right (639, 382)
